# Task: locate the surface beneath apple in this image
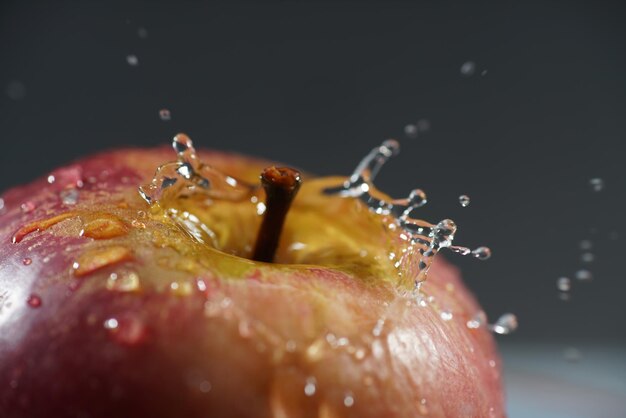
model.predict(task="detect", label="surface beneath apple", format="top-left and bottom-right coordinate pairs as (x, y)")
top-left (0, 145), bottom-right (505, 417)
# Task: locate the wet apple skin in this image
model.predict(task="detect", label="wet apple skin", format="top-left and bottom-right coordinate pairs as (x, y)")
top-left (0, 148), bottom-right (505, 418)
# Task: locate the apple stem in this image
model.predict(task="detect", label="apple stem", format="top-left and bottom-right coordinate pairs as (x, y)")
top-left (252, 166), bottom-right (302, 263)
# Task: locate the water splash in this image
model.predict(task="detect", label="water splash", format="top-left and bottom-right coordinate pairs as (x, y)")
top-left (139, 133), bottom-right (255, 205)
top-left (324, 139), bottom-right (491, 285)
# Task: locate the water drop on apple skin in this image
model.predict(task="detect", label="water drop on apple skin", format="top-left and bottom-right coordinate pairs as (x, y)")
top-left (27, 294), bottom-right (42, 308)
top-left (22, 258), bottom-right (32, 266)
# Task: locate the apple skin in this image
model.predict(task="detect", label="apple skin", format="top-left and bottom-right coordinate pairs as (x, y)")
top-left (0, 147), bottom-right (505, 418)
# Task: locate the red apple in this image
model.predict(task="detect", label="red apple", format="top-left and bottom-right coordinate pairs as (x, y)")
top-left (0, 137), bottom-right (505, 417)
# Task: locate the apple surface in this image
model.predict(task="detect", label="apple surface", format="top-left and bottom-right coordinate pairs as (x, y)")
top-left (0, 142), bottom-right (505, 417)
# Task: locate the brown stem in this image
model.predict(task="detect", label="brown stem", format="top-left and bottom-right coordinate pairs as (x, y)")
top-left (252, 166), bottom-right (302, 263)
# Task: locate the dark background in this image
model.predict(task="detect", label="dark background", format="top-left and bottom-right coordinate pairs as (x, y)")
top-left (1, 0), bottom-right (625, 348)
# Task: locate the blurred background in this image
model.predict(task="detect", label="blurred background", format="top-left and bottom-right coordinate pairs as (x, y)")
top-left (1, 1), bottom-right (625, 416)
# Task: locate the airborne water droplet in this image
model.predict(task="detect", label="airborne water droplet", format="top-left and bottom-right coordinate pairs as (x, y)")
top-left (579, 239), bottom-right (592, 250)
top-left (491, 313), bottom-right (518, 335)
top-left (137, 27), bottom-right (148, 39)
top-left (575, 269), bottom-right (592, 281)
top-left (404, 124), bottom-right (418, 139)
top-left (459, 194), bottom-right (470, 207)
top-left (126, 54), bottom-right (139, 66)
top-left (563, 347), bottom-right (582, 363)
top-left (472, 246), bottom-right (492, 260)
top-left (159, 109), bottom-right (171, 121)
top-left (581, 252), bottom-right (594, 263)
top-left (557, 277), bottom-right (571, 292)
top-left (460, 61), bottom-right (476, 76)
top-left (589, 177), bottom-right (604, 192)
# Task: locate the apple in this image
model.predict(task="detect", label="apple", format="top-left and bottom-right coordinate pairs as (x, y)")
top-left (0, 135), bottom-right (505, 417)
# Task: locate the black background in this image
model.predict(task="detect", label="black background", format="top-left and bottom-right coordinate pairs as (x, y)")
top-left (1, 0), bottom-right (625, 344)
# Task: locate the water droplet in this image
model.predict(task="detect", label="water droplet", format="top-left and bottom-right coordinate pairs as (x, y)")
top-left (557, 277), bottom-right (571, 292)
top-left (106, 270), bottom-right (141, 292)
top-left (563, 347), bottom-right (582, 363)
top-left (159, 109), bottom-right (171, 121)
top-left (581, 252), bottom-right (594, 263)
top-left (558, 292), bottom-right (571, 302)
top-left (126, 54), bottom-right (139, 66)
top-left (60, 189), bottom-right (79, 205)
top-left (137, 27), bottom-right (148, 38)
top-left (199, 380), bottom-right (211, 393)
top-left (416, 118), bottom-right (430, 133)
top-left (0, 198), bottom-right (5, 212)
top-left (27, 294), bottom-right (41, 308)
top-left (466, 311), bottom-right (486, 329)
top-left (22, 258), bottom-right (32, 266)
top-left (103, 318), bottom-right (119, 330)
top-left (6, 80), bottom-right (26, 100)
top-left (589, 177), bottom-right (604, 192)
top-left (459, 194), bottom-right (470, 207)
top-left (343, 392), bottom-right (355, 408)
top-left (460, 61), bottom-right (476, 76)
top-left (579, 239), bottom-right (592, 250)
top-left (481, 69), bottom-right (488, 76)
top-left (440, 310), bottom-right (453, 321)
top-left (20, 201), bottom-right (36, 213)
top-left (575, 269), bottom-right (592, 281)
top-left (491, 313), bottom-right (518, 335)
top-left (404, 124), bottom-right (418, 138)
top-left (304, 377), bottom-right (317, 396)
top-left (471, 246), bottom-right (492, 260)
top-left (47, 175), bottom-right (56, 184)
top-left (372, 318), bottom-right (385, 337)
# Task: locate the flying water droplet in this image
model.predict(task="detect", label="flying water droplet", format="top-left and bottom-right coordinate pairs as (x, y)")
top-left (159, 109), bottom-right (171, 121)
top-left (137, 27), bottom-right (148, 38)
top-left (466, 311), bottom-right (486, 329)
top-left (579, 240), bottom-right (592, 250)
top-left (589, 178), bottom-right (604, 192)
top-left (557, 277), bottom-right (571, 292)
top-left (126, 55), bottom-right (139, 66)
top-left (575, 269), bottom-right (592, 281)
top-left (490, 313), bottom-right (518, 335)
top-left (563, 347), bottom-right (582, 363)
top-left (460, 61), bottom-right (476, 76)
top-left (471, 246), bottom-right (492, 260)
top-left (459, 195), bottom-right (470, 207)
top-left (581, 252), bottom-right (594, 263)
top-left (404, 124), bottom-right (418, 139)
top-left (27, 294), bottom-right (42, 308)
